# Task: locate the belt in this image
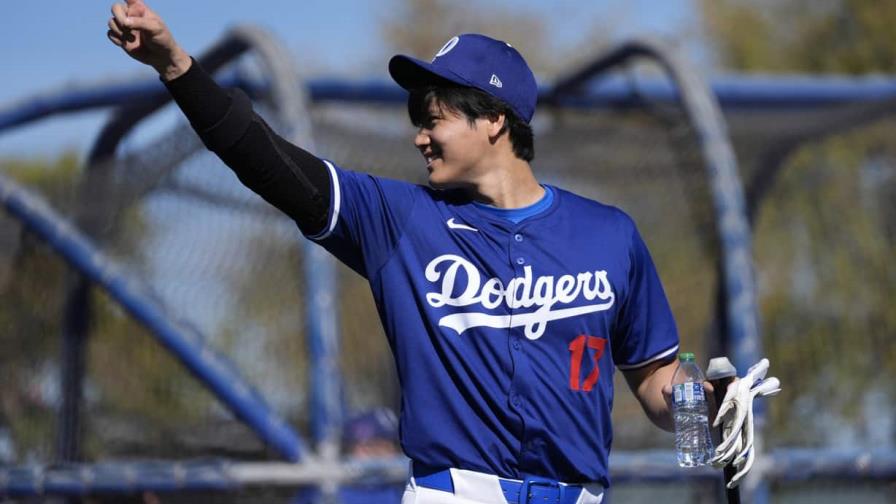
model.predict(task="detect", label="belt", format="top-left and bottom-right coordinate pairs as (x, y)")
top-left (413, 465), bottom-right (583, 504)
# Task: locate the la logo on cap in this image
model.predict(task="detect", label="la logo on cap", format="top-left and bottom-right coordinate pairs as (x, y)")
top-left (433, 36), bottom-right (460, 61)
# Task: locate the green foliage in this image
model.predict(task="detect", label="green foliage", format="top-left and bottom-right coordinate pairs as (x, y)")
top-left (382, 0), bottom-right (551, 73)
top-left (0, 153), bottom-right (84, 460)
top-left (380, 0), bottom-right (620, 78)
top-left (2, 151), bottom-right (81, 209)
top-left (0, 240), bottom-right (67, 461)
top-left (700, 0), bottom-right (896, 447)
top-left (216, 225), bottom-right (310, 422)
top-left (701, 0), bottom-right (896, 73)
top-left (755, 122), bottom-right (896, 445)
top-left (0, 153), bottom-right (223, 461)
top-left (216, 224), bottom-right (399, 421)
top-left (86, 287), bottom-right (221, 458)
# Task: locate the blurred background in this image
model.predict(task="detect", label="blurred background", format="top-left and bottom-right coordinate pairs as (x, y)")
top-left (1, 0), bottom-right (895, 502)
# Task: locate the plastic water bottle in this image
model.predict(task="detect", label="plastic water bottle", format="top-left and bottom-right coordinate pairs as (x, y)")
top-left (672, 352), bottom-right (714, 467)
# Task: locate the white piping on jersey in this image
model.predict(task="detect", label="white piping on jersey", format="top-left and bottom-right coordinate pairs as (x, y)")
top-left (310, 160), bottom-right (341, 240)
top-left (446, 218), bottom-right (478, 232)
top-left (425, 254), bottom-right (615, 340)
top-left (615, 344), bottom-right (679, 370)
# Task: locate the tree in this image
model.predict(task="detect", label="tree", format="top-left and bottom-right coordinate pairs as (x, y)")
top-left (382, 0), bottom-right (552, 73)
top-left (699, 0), bottom-right (896, 447)
top-left (0, 154), bottom-right (227, 461)
top-left (701, 0), bottom-right (896, 73)
top-left (0, 154), bottom-right (82, 461)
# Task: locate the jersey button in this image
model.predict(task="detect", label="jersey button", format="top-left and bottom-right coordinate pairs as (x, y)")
top-left (515, 257), bottom-right (525, 265)
top-left (514, 233), bottom-right (523, 242)
top-left (511, 394), bottom-right (521, 407)
top-left (512, 339), bottom-right (521, 350)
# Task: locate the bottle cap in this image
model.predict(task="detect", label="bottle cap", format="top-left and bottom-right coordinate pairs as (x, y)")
top-left (678, 352), bottom-right (695, 361)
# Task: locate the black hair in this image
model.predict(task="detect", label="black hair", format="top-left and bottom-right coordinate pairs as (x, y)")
top-left (407, 85), bottom-right (535, 162)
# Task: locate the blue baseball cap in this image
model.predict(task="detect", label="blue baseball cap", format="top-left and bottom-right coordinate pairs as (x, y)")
top-left (389, 34), bottom-right (538, 123)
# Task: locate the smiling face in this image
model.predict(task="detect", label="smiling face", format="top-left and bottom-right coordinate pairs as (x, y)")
top-left (414, 99), bottom-right (496, 189)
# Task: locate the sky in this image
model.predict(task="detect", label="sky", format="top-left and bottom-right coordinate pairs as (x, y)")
top-left (0, 0), bottom-right (701, 158)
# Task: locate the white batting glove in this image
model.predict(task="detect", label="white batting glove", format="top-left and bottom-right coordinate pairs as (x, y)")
top-left (709, 358), bottom-right (781, 488)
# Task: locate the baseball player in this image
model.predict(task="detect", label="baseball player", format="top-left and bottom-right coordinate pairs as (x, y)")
top-left (107, 1), bottom-right (733, 502)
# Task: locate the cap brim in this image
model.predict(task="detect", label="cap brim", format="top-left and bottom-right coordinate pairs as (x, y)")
top-left (388, 55), bottom-right (467, 90)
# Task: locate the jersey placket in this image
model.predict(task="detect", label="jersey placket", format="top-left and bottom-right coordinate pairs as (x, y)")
top-left (505, 226), bottom-right (541, 472)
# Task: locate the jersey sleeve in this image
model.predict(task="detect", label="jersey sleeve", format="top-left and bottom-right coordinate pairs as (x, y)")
top-left (306, 161), bottom-right (419, 279)
top-left (612, 219), bottom-right (679, 370)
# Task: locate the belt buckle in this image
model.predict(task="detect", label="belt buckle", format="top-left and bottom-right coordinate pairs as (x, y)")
top-left (518, 476), bottom-right (564, 504)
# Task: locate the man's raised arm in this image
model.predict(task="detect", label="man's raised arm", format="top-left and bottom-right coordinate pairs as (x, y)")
top-left (107, 0), bottom-right (332, 236)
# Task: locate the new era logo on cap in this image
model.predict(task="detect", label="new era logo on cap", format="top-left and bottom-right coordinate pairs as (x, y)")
top-left (388, 34), bottom-right (538, 123)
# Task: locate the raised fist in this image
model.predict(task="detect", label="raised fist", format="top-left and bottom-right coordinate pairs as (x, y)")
top-left (107, 0), bottom-right (190, 80)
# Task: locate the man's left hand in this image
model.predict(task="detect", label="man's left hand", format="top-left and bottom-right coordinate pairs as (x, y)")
top-left (710, 358), bottom-right (781, 488)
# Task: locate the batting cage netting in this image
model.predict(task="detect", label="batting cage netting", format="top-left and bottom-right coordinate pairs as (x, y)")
top-left (1, 27), bottom-right (894, 503)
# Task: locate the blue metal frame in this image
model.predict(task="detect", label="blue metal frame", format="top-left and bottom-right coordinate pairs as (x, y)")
top-left (306, 242), bottom-right (343, 456)
top-left (4, 449), bottom-right (896, 497)
top-left (4, 73), bottom-right (896, 134)
top-left (0, 172), bottom-right (305, 461)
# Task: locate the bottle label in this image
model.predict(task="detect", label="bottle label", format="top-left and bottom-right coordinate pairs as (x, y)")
top-left (673, 382), bottom-right (705, 405)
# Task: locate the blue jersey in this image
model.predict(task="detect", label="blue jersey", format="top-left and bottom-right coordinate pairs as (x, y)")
top-left (308, 162), bottom-right (679, 487)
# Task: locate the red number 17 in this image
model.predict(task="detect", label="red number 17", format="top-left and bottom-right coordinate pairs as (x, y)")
top-left (568, 335), bottom-right (607, 392)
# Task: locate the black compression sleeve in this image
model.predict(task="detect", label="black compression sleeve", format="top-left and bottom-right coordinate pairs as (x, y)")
top-left (160, 58), bottom-right (231, 132)
top-left (217, 115), bottom-right (331, 235)
top-left (162, 58), bottom-right (331, 236)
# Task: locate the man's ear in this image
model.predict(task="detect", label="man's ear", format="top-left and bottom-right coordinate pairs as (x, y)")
top-left (486, 113), bottom-right (507, 140)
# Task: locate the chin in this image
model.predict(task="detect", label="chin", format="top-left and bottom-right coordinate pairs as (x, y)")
top-left (427, 169), bottom-right (448, 189)
top-left (426, 164), bottom-right (470, 190)
top-left (427, 176), bottom-right (447, 189)
top-left (427, 173), bottom-right (461, 190)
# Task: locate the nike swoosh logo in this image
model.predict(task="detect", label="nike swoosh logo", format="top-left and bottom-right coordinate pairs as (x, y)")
top-left (446, 218), bottom-right (478, 232)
